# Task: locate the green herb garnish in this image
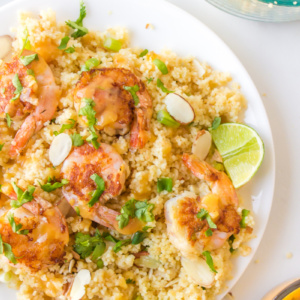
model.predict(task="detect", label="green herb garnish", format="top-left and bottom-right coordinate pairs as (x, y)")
top-left (146, 77), bottom-right (154, 83)
top-left (75, 206), bottom-right (80, 216)
top-left (156, 79), bottom-right (174, 94)
top-left (7, 213), bottom-right (29, 235)
top-left (131, 231), bottom-right (147, 245)
top-left (211, 117), bottom-right (221, 130)
top-left (1, 237), bottom-right (18, 264)
top-left (81, 57), bottom-right (100, 72)
top-left (240, 209), bottom-right (250, 228)
top-left (153, 59), bottom-right (168, 75)
top-left (157, 178), bottom-right (173, 193)
top-left (64, 46), bottom-right (75, 53)
top-left (70, 133), bottom-right (84, 147)
top-left (113, 239), bottom-right (131, 253)
top-left (156, 110), bottom-right (179, 128)
top-left (197, 208), bottom-right (217, 229)
top-left (126, 279), bottom-right (136, 284)
top-left (19, 53), bottom-right (38, 66)
top-left (88, 174), bottom-right (105, 207)
top-left (39, 177), bottom-right (69, 192)
top-left (116, 199), bottom-right (136, 229)
top-left (124, 84), bottom-right (140, 106)
top-left (54, 119), bottom-right (76, 136)
top-left (139, 49), bottom-right (148, 57)
top-left (103, 37), bottom-right (122, 52)
top-left (11, 74), bottom-right (23, 101)
top-left (26, 69), bottom-right (35, 77)
top-left (58, 36), bottom-right (70, 50)
top-left (202, 251), bottom-right (217, 273)
top-left (10, 182), bottom-right (35, 208)
top-left (20, 28), bottom-right (31, 55)
top-left (205, 228), bottom-right (213, 237)
top-left (65, 1), bottom-right (88, 38)
top-left (135, 200), bottom-right (155, 223)
top-left (0, 144), bottom-right (4, 151)
top-left (228, 234), bottom-right (235, 253)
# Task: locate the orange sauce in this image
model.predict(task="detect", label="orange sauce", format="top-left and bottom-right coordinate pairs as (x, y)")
top-left (283, 287), bottom-right (300, 300)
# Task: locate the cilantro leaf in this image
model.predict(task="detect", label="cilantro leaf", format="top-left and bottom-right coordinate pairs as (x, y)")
top-left (79, 98), bottom-right (96, 128)
top-left (54, 119), bottom-right (76, 136)
top-left (19, 53), bottom-right (38, 66)
top-left (202, 251), bottom-right (217, 273)
top-left (135, 201), bottom-right (155, 223)
top-left (116, 199), bottom-right (137, 229)
top-left (131, 231), bottom-right (148, 245)
top-left (88, 174), bottom-right (105, 207)
top-left (20, 28), bottom-right (31, 56)
top-left (86, 130), bottom-right (100, 149)
top-left (10, 182), bottom-right (35, 208)
top-left (26, 69), bottom-right (35, 77)
top-left (7, 213), bottom-right (29, 235)
top-left (126, 279), bottom-right (136, 284)
top-left (39, 178), bottom-right (69, 192)
top-left (211, 117), bottom-right (221, 130)
top-left (58, 36), bottom-right (70, 50)
top-left (146, 77), bottom-right (154, 84)
top-left (75, 206), bottom-right (80, 216)
top-left (196, 208), bottom-right (217, 229)
top-left (64, 46), bottom-right (75, 53)
top-left (228, 234), bottom-right (235, 253)
top-left (0, 143), bottom-right (4, 151)
top-left (157, 79), bottom-right (174, 94)
top-left (3, 242), bottom-right (18, 264)
top-left (113, 239), bottom-right (131, 253)
top-left (10, 74), bottom-right (23, 101)
top-left (139, 49), bottom-right (148, 57)
top-left (157, 178), bottom-right (173, 193)
top-left (66, 1), bottom-right (88, 39)
top-left (124, 85), bottom-right (140, 106)
top-left (0, 235), bottom-right (3, 254)
top-left (70, 133), bottom-right (84, 146)
top-left (73, 230), bottom-right (106, 260)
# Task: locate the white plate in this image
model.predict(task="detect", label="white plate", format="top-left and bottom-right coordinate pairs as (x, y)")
top-left (0, 0), bottom-right (275, 299)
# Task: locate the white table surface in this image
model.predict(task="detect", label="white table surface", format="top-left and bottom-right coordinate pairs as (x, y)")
top-left (0, 0), bottom-right (299, 299)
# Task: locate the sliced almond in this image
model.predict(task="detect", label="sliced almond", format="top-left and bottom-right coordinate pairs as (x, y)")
top-left (192, 130), bottom-right (212, 160)
top-left (49, 133), bottom-right (72, 166)
top-left (70, 269), bottom-right (91, 300)
top-left (165, 93), bottom-right (195, 124)
top-left (193, 59), bottom-right (206, 78)
top-left (181, 256), bottom-right (215, 288)
top-left (0, 35), bottom-right (12, 62)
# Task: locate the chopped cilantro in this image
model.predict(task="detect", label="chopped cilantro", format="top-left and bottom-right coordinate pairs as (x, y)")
top-left (0, 234), bottom-right (18, 264)
top-left (65, 1), bottom-right (88, 38)
top-left (20, 28), bottom-right (31, 56)
top-left (153, 59), bottom-right (168, 75)
top-left (126, 279), bottom-right (136, 284)
top-left (70, 133), bottom-right (84, 147)
top-left (135, 200), bottom-right (155, 223)
top-left (139, 49), bottom-right (148, 57)
top-left (228, 235), bottom-right (235, 253)
top-left (75, 206), bottom-right (80, 216)
top-left (131, 231), bottom-right (148, 245)
top-left (211, 117), bottom-right (221, 130)
top-left (10, 182), bottom-right (35, 208)
top-left (88, 174), bottom-right (105, 207)
top-left (205, 228), bottom-right (213, 237)
top-left (26, 69), bottom-right (35, 77)
top-left (19, 53), bottom-right (38, 66)
top-left (113, 239), bottom-right (131, 253)
top-left (7, 213), bottom-right (29, 235)
top-left (39, 177), bottom-right (69, 192)
top-left (64, 46), bottom-right (75, 53)
top-left (197, 208), bottom-right (217, 229)
top-left (81, 57), bottom-right (100, 72)
top-left (0, 144), bottom-right (4, 151)
top-left (54, 119), bottom-right (76, 136)
top-left (58, 36), bottom-right (70, 50)
top-left (146, 77), bottom-right (154, 83)
top-left (157, 178), bottom-right (173, 193)
top-left (11, 74), bottom-right (23, 101)
top-left (116, 199), bottom-right (136, 229)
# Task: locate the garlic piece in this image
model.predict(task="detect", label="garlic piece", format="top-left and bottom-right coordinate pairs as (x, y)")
top-left (181, 256), bottom-right (215, 287)
top-left (165, 93), bottom-right (195, 124)
top-left (193, 59), bottom-right (206, 78)
top-left (0, 35), bottom-right (12, 62)
top-left (192, 130), bottom-right (212, 160)
top-left (49, 133), bottom-right (72, 166)
top-left (70, 269), bottom-right (91, 300)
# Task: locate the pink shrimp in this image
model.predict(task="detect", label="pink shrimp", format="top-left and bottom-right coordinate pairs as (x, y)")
top-left (72, 68), bottom-right (152, 149)
top-left (0, 50), bottom-right (60, 157)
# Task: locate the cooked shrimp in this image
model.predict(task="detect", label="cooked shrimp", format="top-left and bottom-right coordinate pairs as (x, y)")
top-left (0, 184), bottom-right (69, 271)
top-left (165, 154), bottom-right (241, 257)
top-left (73, 68), bottom-right (152, 149)
top-left (0, 50), bottom-right (60, 156)
top-left (61, 142), bottom-right (143, 234)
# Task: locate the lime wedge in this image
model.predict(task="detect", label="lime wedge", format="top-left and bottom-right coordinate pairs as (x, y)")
top-left (210, 123), bottom-right (264, 188)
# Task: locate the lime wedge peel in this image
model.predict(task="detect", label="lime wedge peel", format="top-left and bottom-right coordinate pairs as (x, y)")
top-left (211, 123), bottom-right (264, 188)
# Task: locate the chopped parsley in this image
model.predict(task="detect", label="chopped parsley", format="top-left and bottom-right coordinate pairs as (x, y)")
top-left (139, 49), bottom-right (148, 57)
top-left (124, 84), bottom-right (140, 106)
top-left (81, 57), bottom-right (100, 72)
top-left (157, 178), bottom-right (173, 193)
top-left (39, 177), bottom-right (69, 192)
top-left (19, 53), bottom-right (38, 66)
top-left (11, 74), bottom-right (23, 101)
top-left (211, 117), bottom-right (221, 130)
top-left (202, 250), bottom-right (217, 273)
top-left (156, 79), bottom-right (174, 94)
top-left (70, 133), bottom-right (84, 147)
top-left (88, 174), bottom-right (105, 207)
top-left (116, 199), bottom-right (155, 229)
top-left (54, 119), bottom-right (76, 135)
top-left (10, 182), bottom-right (35, 208)
top-left (65, 1), bottom-right (88, 39)
top-left (73, 230), bottom-right (106, 266)
top-left (240, 209), bottom-right (250, 228)
top-left (153, 59), bottom-right (168, 75)
top-left (7, 213), bottom-right (29, 235)
top-left (0, 235), bottom-right (18, 264)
